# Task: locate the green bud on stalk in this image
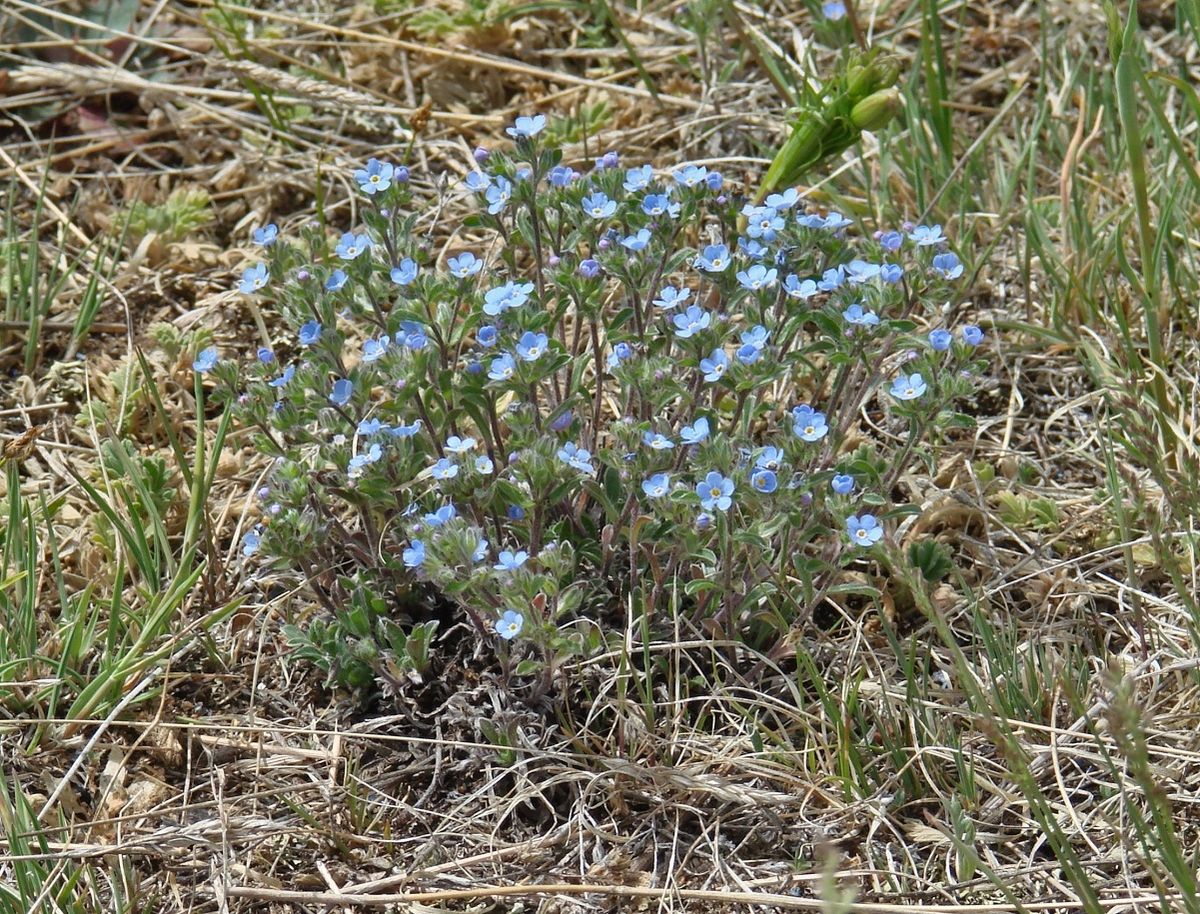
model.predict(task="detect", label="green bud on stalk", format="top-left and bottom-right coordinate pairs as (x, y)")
top-left (850, 87), bottom-right (903, 131)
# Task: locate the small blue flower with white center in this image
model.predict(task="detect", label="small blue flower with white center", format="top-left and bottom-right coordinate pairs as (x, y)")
top-left (880, 263), bottom-right (904, 283)
top-left (831, 474), bottom-right (855, 495)
top-left (700, 348), bottom-right (729, 382)
top-left (642, 473), bottom-right (671, 498)
top-left (751, 469), bottom-right (778, 494)
top-left (483, 281), bottom-right (533, 316)
top-left (494, 550), bottom-right (528, 572)
top-left (402, 322), bottom-right (428, 350)
top-left (516, 331), bottom-right (548, 362)
top-left (485, 176), bottom-right (512, 214)
top-left (653, 286), bottom-right (690, 310)
top-left (846, 260), bottom-right (882, 284)
top-left (612, 342), bottom-right (633, 362)
top-left (847, 514), bottom-right (883, 547)
top-left (488, 353), bottom-right (516, 382)
top-left (329, 378), bottom-right (354, 407)
top-left (764, 187), bottom-right (800, 210)
top-left (252, 224), bottom-right (278, 245)
top-left (931, 252), bottom-right (963, 279)
top-left (390, 258), bottom-right (419, 285)
top-left (325, 270), bottom-right (348, 292)
top-left (475, 455), bottom-right (494, 474)
top-left (879, 230), bottom-right (903, 252)
top-left (624, 164), bottom-right (653, 192)
top-left (641, 194), bottom-right (679, 218)
top-left (673, 305), bottom-right (711, 338)
top-left (797, 212), bottom-right (827, 229)
top-left (694, 244), bottom-right (730, 272)
top-left (578, 259), bottom-right (601, 279)
top-left (424, 504), bottom-right (457, 527)
top-left (242, 528), bottom-right (261, 557)
top-left (193, 347), bottom-right (218, 373)
top-left (548, 165), bottom-right (575, 187)
top-left (961, 324), bottom-right (984, 346)
top-left (818, 266), bottom-right (845, 291)
top-left (642, 431), bottom-right (675, 451)
top-left (755, 446), bottom-right (783, 471)
top-left (890, 373), bottom-right (928, 400)
top-left (741, 325), bottom-right (769, 351)
top-left (842, 304), bottom-right (879, 327)
top-left (298, 321), bottom-right (322, 346)
top-left (477, 325), bottom-right (498, 348)
top-left (464, 171), bottom-right (491, 192)
top-left (736, 264), bottom-right (777, 291)
top-left (557, 442), bottom-right (595, 474)
top-left (792, 405), bottom-right (829, 441)
top-left (784, 274), bottom-right (819, 299)
top-left (507, 114), bottom-right (546, 138)
top-left (823, 1), bottom-right (847, 20)
top-left (362, 335), bottom-right (390, 362)
top-left (909, 223), bottom-right (947, 246)
top-left (696, 471), bottom-right (734, 511)
top-left (448, 252), bottom-right (482, 278)
top-left (822, 212), bottom-right (853, 231)
top-left (745, 206), bottom-right (785, 241)
top-left (355, 158), bottom-right (394, 194)
top-left (495, 609), bottom-right (523, 640)
top-left (705, 171), bottom-right (724, 191)
top-left (348, 443), bottom-right (382, 478)
top-left (581, 191), bottom-right (617, 220)
top-left (238, 263), bottom-right (269, 294)
top-left (431, 458), bottom-right (459, 481)
top-left (268, 365), bottom-right (295, 389)
top-left (389, 420), bottom-right (422, 438)
top-left (335, 232), bottom-right (370, 260)
top-left (445, 436), bottom-right (476, 455)
top-left (472, 538), bottom-right (488, 563)
top-left (673, 165), bottom-right (708, 187)
top-left (737, 237), bottom-right (768, 261)
top-left (736, 343), bottom-right (761, 365)
top-left (929, 329), bottom-right (952, 351)
top-left (680, 416), bottom-right (709, 445)
top-left (257, 347), bottom-right (275, 364)
top-left (621, 228), bottom-right (651, 252)
top-left (402, 539), bottom-right (425, 568)
top-left (357, 418), bottom-right (387, 437)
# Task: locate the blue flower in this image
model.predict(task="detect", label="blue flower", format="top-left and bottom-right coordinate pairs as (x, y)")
top-left (929, 329), bottom-right (952, 351)
top-left (475, 455), bottom-right (494, 474)
top-left (448, 252), bottom-right (482, 278)
top-left (495, 609), bottom-right (524, 640)
top-left (355, 157), bottom-right (394, 194)
top-left (268, 364), bottom-right (295, 389)
top-left (621, 228), bottom-right (652, 252)
top-left (831, 474), bottom-right (855, 495)
top-left (680, 417), bottom-right (710, 444)
top-left (736, 264), bottom-right (777, 290)
top-left (515, 331), bottom-right (548, 361)
top-left (348, 443), bottom-right (383, 478)
top-left (557, 442), bottom-right (595, 473)
top-left (362, 335), bottom-right (391, 362)
top-left (329, 378), bottom-right (354, 407)
top-left (889, 373), bottom-right (927, 400)
top-left (445, 435), bottom-right (476, 454)
top-left (238, 263), bottom-right (270, 294)
top-left (624, 164), bottom-right (653, 192)
top-left (741, 325), bottom-right (769, 350)
top-left (193, 347), bottom-right (218, 373)
top-left (242, 529), bottom-right (261, 557)
top-left (390, 258), bottom-right (419, 285)
top-left (764, 188), bottom-right (800, 210)
top-left (737, 237), bottom-right (768, 260)
top-left (745, 206), bottom-right (785, 241)
top-left (879, 230), bottom-right (903, 252)
top-left (792, 405), bottom-right (829, 441)
top-left (464, 171), bottom-right (491, 192)
top-left (694, 243), bottom-right (730, 272)
top-left (298, 321), bottom-right (322, 346)
top-left (336, 232), bottom-right (371, 260)
top-left (818, 266), bottom-right (845, 291)
top-left (612, 342), bottom-right (633, 362)
top-left (581, 191), bottom-right (617, 219)
top-left (472, 538), bottom-right (488, 563)
top-left (751, 469), bottom-right (778, 494)
top-left (696, 471), bottom-right (734, 511)
top-left (642, 473), bottom-right (671, 498)
top-left (477, 325), bottom-right (498, 347)
top-left (256, 347), bottom-right (275, 364)
top-left (673, 305), bottom-right (711, 338)
top-left (494, 550), bottom-right (528, 572)
top-left (822, 212), bottom-right (853, 231)
top-left (402, 322), bottom-right (428, 349)
top-left (755, 446), bottom-right (783, 471)
top-left (548, 165), bottom-right (576, 187)
top-left (403, 539), bottom-right (426, 568)
top-left (389, 420), bottom-right (422, 438)
top-left (507, 114), bottom-right (546, 138)
top-left (653, 286), bottom-right (691, 310)
top-left (705, 171), bottom-right (724, 191)
top-left (736, 343), bottom-right (761, 365)
top-left (880, 263), bottom-right (904, 284)
top-left (357, 418), bottom-right (387, 436)
top-left (673, 165), bottom-right (708, 187)
top-left (823, 1), bottom-right (847, 20)
top-left (431, 458), bottom-right (459, 480)
top-left (424, 504), bottom-right (457, 526)
top-left (642, 431), bottom-right (675, 450)
top-left (846, 260), bottom-right (882, 284)
top-left (325, 270), bottom-right (348, 292)
top-left (783, 274), bottom-right (819, 299)
top-left (909, 223), bottom-right (947, 246)
top-left (507, 504), bottom-right (526, 520)
top-left (483, 281), bottom-right (533, 315)
top-left (842, 304), bottom-right (879, 327)
top-left (847, 514), bottom-right (883, 547)
top-left (252, 223), bottom-right (278, 245)
top-left (485, 176), bottom-right (512, 214)
top-left (961, 324), bottom-right (984, 346)
top-left (488, 353), bottom-right (516, 382)
top-left (578, 258), bottom-right (601, 279)
top-left (700, 348), bottom-right (730, 382)
top-left (641, 194), bottom-right (679, 218)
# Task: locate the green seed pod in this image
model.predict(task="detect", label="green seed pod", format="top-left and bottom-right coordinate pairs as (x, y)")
top-left (850, 88), bottom-right (903, 131)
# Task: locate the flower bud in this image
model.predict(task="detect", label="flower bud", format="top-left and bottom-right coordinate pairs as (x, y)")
top-left (850, 88), bottom-right (903, 131)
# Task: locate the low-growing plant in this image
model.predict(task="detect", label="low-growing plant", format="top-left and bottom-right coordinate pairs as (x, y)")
top-left (206, 116), bottom-right (988, 695)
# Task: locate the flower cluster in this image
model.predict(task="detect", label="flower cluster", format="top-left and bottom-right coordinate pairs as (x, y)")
top-left (207, 116), bottom-right (987, 692)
